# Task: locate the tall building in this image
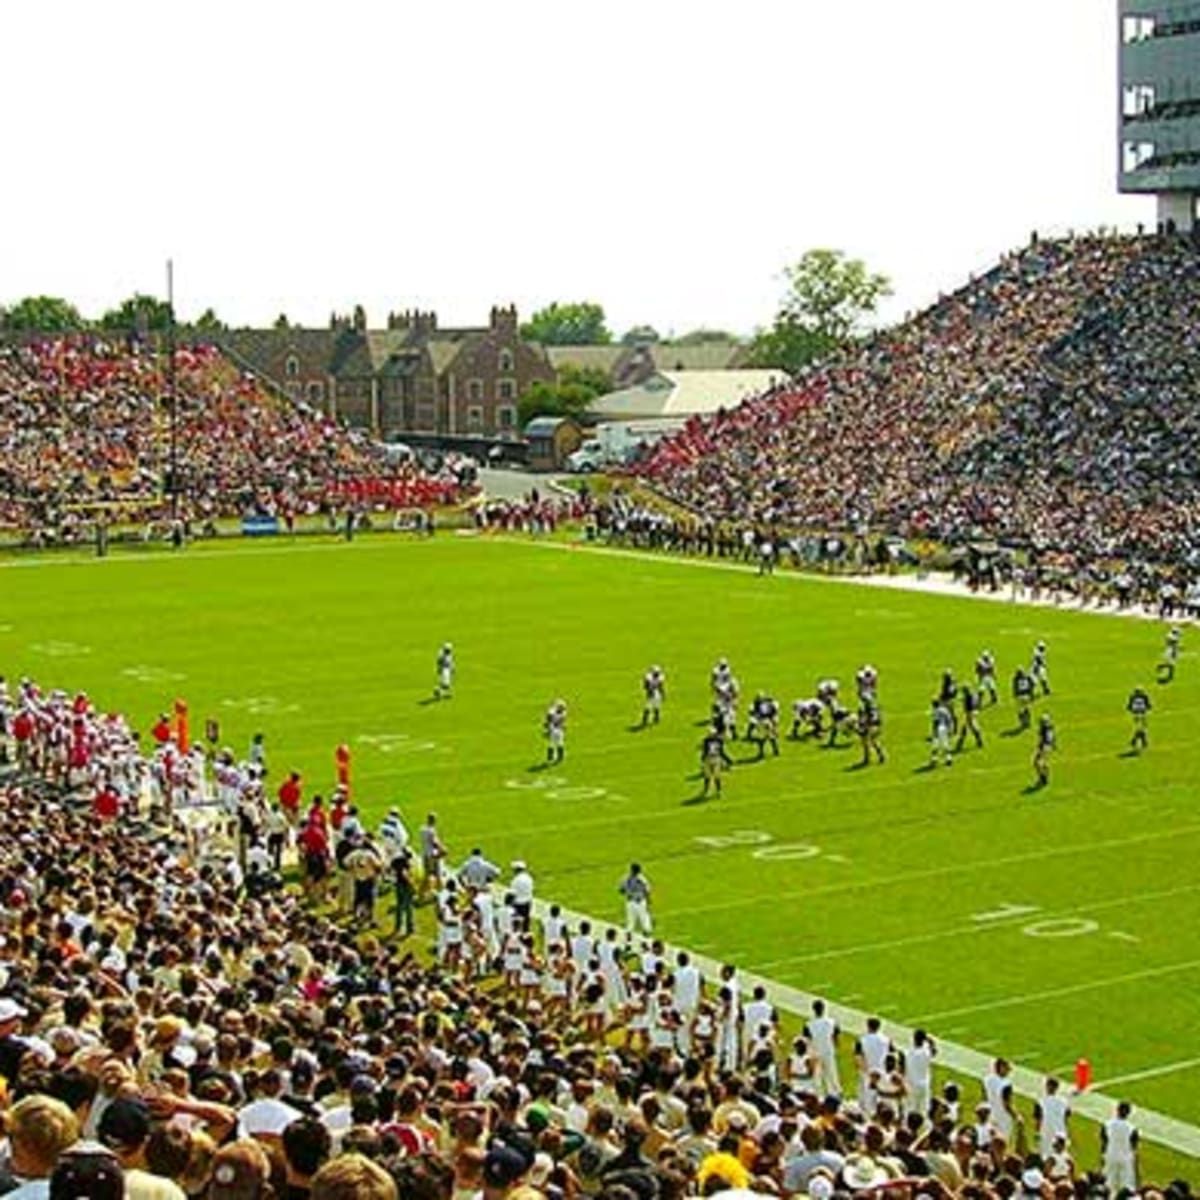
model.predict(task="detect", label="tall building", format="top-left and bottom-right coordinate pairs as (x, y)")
top-left (1119, 0), bottom-right (1200, 230)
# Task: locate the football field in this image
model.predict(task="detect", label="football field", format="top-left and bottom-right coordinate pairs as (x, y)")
top-left (4, 533), bottom-right (1199, 1170)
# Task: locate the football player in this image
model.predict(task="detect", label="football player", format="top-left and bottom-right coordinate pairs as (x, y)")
top-left (434, 642), bottom-right (454, 700)
top-left (1033, 712), bottom-right (1056, 786)
top-left (929, 697), bottom-right (954, 767)
top-left (1031, 640), bottom-right (1051, 695)
top-left (641, 665), bottom-right (666, 727)
top-left (747, 692), bottom-right (781, 759)
top-left (700, 725), bottom-right (732, 798)
top-left (1127, 686), bottom-right (1151, 752)
top-left (975, 649), bottom-right (998, 705)
top-left (543, 700), bottom-right (567, 763)
top-left (1013, 667), bottom-right (1035, 731)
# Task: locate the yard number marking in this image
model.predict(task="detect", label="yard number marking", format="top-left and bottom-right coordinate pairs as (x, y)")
top-left (692, 829), bottom-right (845, 864)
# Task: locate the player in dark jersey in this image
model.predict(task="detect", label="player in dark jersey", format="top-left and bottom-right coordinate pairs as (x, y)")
top-left (939, 669), bottom-right (959, 732)
top-left (747, 693), bottom-right (781, 759)
top-left (640, 666), bottom-right (666, 727)
top-left (700, 726), bottom-right (732, 797)
top-left (1013, 667), bottom-right (1035, 731)
top-left (1127, 687), bottom-right (1152, 752)
top-left (791, 697), bottom-right (823, 740)
top-left (857, 699), bottom-right (885, 766)
top-left (1033, 713), bottom-right (1056, 786)
top-left (956, 684), bottom-right (983, 751)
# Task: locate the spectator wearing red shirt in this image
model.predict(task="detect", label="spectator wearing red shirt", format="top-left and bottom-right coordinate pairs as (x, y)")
top-left (278, 772), bottom-right (302, 825)
top-left (151, 714), bottom-right (173, 745)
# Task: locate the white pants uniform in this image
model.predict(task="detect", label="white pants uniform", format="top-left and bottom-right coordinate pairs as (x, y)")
top-left (626, 898), bottom-right (653, 935)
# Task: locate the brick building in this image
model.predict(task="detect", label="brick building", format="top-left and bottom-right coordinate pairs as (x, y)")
top-left (222, 304), bottom-right (555, 439)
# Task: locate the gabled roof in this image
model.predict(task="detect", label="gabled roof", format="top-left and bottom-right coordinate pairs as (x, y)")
top-left (649, 342), bottom-right (743, 371)
top-left (589, 369), bottom-right (785, 419)
top-left (545, 345), bottom-right (626, 374)
top-left (524, 416), bottom-right (578, 436)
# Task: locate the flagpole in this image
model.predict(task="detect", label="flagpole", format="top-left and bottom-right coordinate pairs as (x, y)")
top-left (167, 259), bottom-right (178, 523)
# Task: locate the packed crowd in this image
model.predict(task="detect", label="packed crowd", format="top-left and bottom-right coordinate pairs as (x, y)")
top-left (0, 337), bottom-right (467, 541)
top-left (0, 673), bottom-right (1186, 1200)
top-left (637, 233), bottom-right (1200, 575)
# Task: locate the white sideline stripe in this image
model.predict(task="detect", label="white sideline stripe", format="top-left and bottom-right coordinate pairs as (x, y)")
top-left (491, 537), bottom-right (1195, 627)
top-left (748, 882), bottom-right (1200, 972)
top-left (1092, 1058), bottom-right (1200, 1090)
top-left (910, 959), bottom-right (1200, 1022)
top-left (527, 895), bottom-right (1200, 1158)
top-left (658, 823), bottom-right (1200, 921)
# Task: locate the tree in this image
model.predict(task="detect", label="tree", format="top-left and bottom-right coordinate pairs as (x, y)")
top-left (621, 324), bottom-right (660, 346)
top-left (674, 328), bottom-right (737, 345)
top-left (274, 313), bottom-right (291, 330)
top-left (747, 249), bottom-right (891, 374)
top-left (2, 296), bottom-right (84, 331)
top-left (520, 301), bottom-right (612, 346)
top-left (99, 293), bottom-right (174, 333)
top-left (191, 308), bottom-right (226, 333)
top-left (518, 363), bottom-right (610, 427)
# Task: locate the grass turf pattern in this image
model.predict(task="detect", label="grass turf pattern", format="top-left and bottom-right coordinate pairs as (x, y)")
top-left (4, 534), bottom-right (1198, 1162)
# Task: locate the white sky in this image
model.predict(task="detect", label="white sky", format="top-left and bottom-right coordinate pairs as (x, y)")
top-left (0, 1), bottom-right (1146, 337)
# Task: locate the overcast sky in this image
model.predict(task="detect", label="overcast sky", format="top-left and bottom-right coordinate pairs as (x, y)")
top-left (1, 1), bottom-right (1146, 336)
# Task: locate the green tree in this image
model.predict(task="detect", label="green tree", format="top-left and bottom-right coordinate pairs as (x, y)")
top-left (2, 296), bottom-right (84, 331)
top-left (621, 324), bottom-right (660, 346)
top-left (673, 328), bottom-right (737, 345)
top-left (191, 307), bottom-right (226, 333)
top-left (518, 363), bottom-right (610, 427)
top-left (521, 301), bottom-right (612, 346)
top-left (274, 313), bottom-right (291, 330)
top-left (747, 249), bottom-right (891, 373)
top-left (100, 293), bottom-right (174, 333)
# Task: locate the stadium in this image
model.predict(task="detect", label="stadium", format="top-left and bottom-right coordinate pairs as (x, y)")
top-left (0, 4), bottom-right (1198, 1200)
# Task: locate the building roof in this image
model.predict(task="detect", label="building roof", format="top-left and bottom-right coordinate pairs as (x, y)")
top-left (648, 342), bottom-right (744, 372)
top-left (545, 345), bottom-right (626, 374)
top-left (523, 416), bottom-right (578, 437)
top-left (589, 369), bottom-right (785, 419)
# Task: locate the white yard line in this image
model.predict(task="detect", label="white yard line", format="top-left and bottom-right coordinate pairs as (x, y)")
top-left (909, 959), bottom-right (1200, 1023)
top-left (1092, 1058), bottom-right (1200, 1090)
top-left (748, 882), bottom-right (1200, 973)
top-left (528, 894), bottom-right (1200, 1158)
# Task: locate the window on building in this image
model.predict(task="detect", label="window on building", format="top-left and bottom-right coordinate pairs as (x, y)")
top-left (1123, 139), bottom-right (1157, 172)
top-left (498, 405), bottom-right (516, 430)
top-left (498, 349), bottom-right (514, 373)
top-left (467, 405), bottom-right (484, 433)
top-left (468, 379), bottom-right (484, 402)
top-left (306, 381), bottom-right (325, 403)
top-left (498, 379), bottom-right (516, 401)
top-left (1123, 83), bottom-right (1156, 119)
top-left (1122, 14), bottom-right (1155, 43)
top-left (415, 403), bottom-right (435, 429)
top-left (285, 354), bottom-right (300, 378)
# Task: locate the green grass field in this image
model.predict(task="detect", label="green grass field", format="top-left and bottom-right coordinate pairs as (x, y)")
top-left (4, 534), bottom-right (1198, 1175)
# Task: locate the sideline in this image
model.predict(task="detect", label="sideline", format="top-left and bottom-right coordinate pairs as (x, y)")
top-left (527, 895), bottom-right (1200, 1158)
top-left (485, 536), bottom-right (1191, 627)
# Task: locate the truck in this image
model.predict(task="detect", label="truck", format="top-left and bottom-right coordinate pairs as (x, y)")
top-left (564, 420), bottom-right (679, 472)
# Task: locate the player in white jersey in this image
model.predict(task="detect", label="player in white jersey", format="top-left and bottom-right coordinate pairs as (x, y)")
top-left (1158, 626), bottom-right (1182, 683)
top-left (804, 999), bottom-right (841, 1097)
top-left (855, 1017), bottom-right (892, 1111)
top-left (855, 665), bottom-right (878, 704)
top-left (975, 650), bottom-right (998, 705)
top-left (1033, 1076), bottom-right (1071, 1157)
top-left (982, 1058), bottom-right (1016, 1143)
top-left (1031, 639), bottom-right (1050, 695)
top-left (543, 700), bottom-right (567, 763)
top-left (618, 862), bottom-right (653, 934)
top-left (904, 1029), bottom-right (937, 1118)
top-left (434, 643), bottom-right (454, 700)
top-left (640, 666), bottom-right (666, 727)
top-left (1101, 1101), bottom-right (1138, 1194)
top-left (929, 698), bottom-right (954, 767)
top-left (711, 658), bottom-right (732, 696)
top-left (791, 697), bottom-right (823, 740)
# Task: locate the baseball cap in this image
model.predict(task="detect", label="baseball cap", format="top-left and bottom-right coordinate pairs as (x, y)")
top-left (484, 1145), bottom-right (528, 1189)
top-left (808, 1178), bottom-right (835, 1200)
top-left (98, 1097), bottom-right (151, 1151)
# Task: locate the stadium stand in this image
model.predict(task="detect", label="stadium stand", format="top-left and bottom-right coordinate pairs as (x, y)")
top-left (636, 233), bottom-right (1200, 577)
top-left (0, 674), bottom-right (1180, 1199)
top-left (0, 337), bottom-right (468, 543)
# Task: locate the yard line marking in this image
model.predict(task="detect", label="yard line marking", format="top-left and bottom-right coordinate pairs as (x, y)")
top-left (910, 959), bottom-right (1200, 1023)
top-left (748, 882), bottom-right (1200, 972)
top-left (524, 894), bottom-right (1200, 1158)
top-left (1092, 1058), bottom-right (1200, 1090)
top-left (659, 824), bottom-right (1200, 921)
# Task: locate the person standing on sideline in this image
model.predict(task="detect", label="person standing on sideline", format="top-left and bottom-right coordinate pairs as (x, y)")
top-left (1101, 1101), bottom-right (1138, 1195)
top-left (418, 813), bottom-right (446, 898)
top-left (804, 999), bottom-right (841, 1097)
top-left (905, 1029), bottom-right (937, 1118)
top-left (391, 847), bottom-right (416, 938)
top-left (510, 860), bottom-right (534, 928)
top-left (619, 863), bottom-right (653, 935)
top-left (1034, 1076), bottom-right (1071, 1158)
